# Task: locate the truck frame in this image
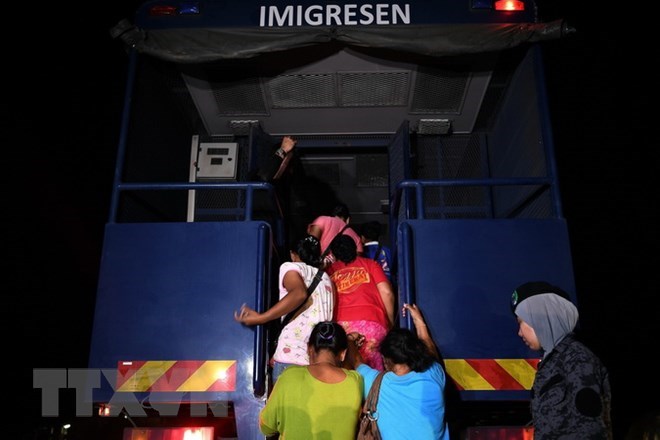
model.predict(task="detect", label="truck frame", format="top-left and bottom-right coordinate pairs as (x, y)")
top-left (85, 1), bottom-right (575, 438)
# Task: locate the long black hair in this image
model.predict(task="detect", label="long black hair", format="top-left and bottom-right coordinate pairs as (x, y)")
top-left (380, 327), bottom-right (435, 372)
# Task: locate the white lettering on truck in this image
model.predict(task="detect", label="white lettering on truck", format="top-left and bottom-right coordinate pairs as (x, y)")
top-left (259, 3), bottom-right (411, 27)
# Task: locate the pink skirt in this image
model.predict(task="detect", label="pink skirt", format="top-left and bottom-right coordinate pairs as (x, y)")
top-left (339, 320), bottom-right (388, 371)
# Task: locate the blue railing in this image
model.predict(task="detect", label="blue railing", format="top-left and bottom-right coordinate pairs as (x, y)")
top-left (390, 176), bottom-right (562, 318)
top-left (104, 180), bottom-right (281, 400)
top-left (392, 177), bottom-right (559, 221)
top-left (108, 181), bottom-right (282, 223)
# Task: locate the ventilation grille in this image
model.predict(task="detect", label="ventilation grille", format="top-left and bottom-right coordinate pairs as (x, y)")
top-left (339, 72), bottom-right (409, 107)
top-left (268, 71), bottom-right (410, 108)
top-left (411, 67), bottom-right (469, 113)
top-left (183, 47), bottom-right (490, 135)
top-left (211, 78), bottom-right (268, 115)
top-left (270, 73), bottom-right (336, 108)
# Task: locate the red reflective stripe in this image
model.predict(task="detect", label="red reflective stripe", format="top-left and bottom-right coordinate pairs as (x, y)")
top-left (465, 359), bottom-right (526, 390)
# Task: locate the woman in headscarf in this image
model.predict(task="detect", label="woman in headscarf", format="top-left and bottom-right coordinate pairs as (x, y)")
top-left (511, 281), bottom-right (613, 439)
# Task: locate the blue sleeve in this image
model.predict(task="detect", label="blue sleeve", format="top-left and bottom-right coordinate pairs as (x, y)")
top-left (357, 363), bottom-right (379, 399)
top-left (378, 247), bottom-right (392, 279)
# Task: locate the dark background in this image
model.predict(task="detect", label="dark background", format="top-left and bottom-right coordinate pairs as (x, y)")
top-left (9, 1), bottom-right (657, 439)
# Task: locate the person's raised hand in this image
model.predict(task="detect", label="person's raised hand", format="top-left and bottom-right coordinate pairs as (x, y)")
top-left (281, 136), bottom-right (297, 153)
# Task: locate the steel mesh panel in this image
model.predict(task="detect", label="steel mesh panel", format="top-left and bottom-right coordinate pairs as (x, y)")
top-left (194, 188), bottom-right (246, 221)
top-left (415, 134), bottom-right (483, 179)
top-left (237, 139), bottom-right (250, 181)
top-left (411, 68), bottom-right (469, 113)
top-left (517, 188), bottom-right (553, 218)
top-left (117, 190), bottom-right (189, 223)
top-left (440, 135), bottom-right (483, 178)
top-left (493, 185), bottom-right (554, 219)
top-left (438, 135), bottom-right (485, 209)
top-left (415, 134), bottom-right (489, 218)
top-left (415, 136), bottom-right (442, 180)
top-left (211, 78), bottom-right (267, 115)
top-left (357, 154), bottom-right (388, 187)
top-left (388, 127), bottom-right (409, 225)
top-left (269, 74), bottom-right (336, 108)
top-left (436, 209), bottom-right (488, 219)
top-left (339, 71), bottom-right (410, 107)
top-left (421, 186), bottom-right (489, 219)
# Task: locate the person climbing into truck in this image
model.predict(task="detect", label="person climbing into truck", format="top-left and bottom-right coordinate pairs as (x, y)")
top-left (234, 234), bottom-right (334, 384)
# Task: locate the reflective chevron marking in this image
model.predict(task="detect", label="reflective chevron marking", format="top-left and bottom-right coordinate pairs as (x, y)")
top-left (444, 359), bottom-right (539, 391)
top-left (116, 360), bottom-right (237, 392)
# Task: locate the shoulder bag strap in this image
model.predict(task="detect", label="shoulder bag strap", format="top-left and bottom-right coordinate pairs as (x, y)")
top-left (364, 371), bottom-right (386, 414)
top-left (280, 268), bottom-right (326, 329)
top-left (281, 222), bottom-right (349, 328)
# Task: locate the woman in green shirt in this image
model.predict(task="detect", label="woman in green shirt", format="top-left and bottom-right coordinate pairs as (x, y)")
top-left (260, 321), bottom-right (363, 439)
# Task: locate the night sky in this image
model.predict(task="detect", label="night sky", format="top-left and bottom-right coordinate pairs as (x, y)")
top-left (10, 2), bottom-right (657, 439)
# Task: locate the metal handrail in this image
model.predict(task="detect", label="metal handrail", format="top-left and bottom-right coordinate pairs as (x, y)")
top-left (253, 223), bottom-right (270, 397)
top-left (392, 177), bottom-right (557, 332)
top-left (111, 181), bottom-right (280, 399)
top-left (392, 177), bottom-right (554, 221)
top-left (109, 181), bottom-right (282, 223)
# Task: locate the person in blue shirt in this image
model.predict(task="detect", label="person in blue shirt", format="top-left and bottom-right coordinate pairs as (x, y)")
top-left (358, 220), bottom-right (393, 282)
top-left (345, 303), bottom-right (450, 440)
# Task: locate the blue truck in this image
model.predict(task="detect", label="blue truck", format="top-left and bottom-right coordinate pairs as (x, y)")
top-left (86, 0), bottom-right (576, 438)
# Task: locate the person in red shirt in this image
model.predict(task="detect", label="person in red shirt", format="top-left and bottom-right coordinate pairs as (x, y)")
top-left (326, 234), bottom-right (395, 371)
